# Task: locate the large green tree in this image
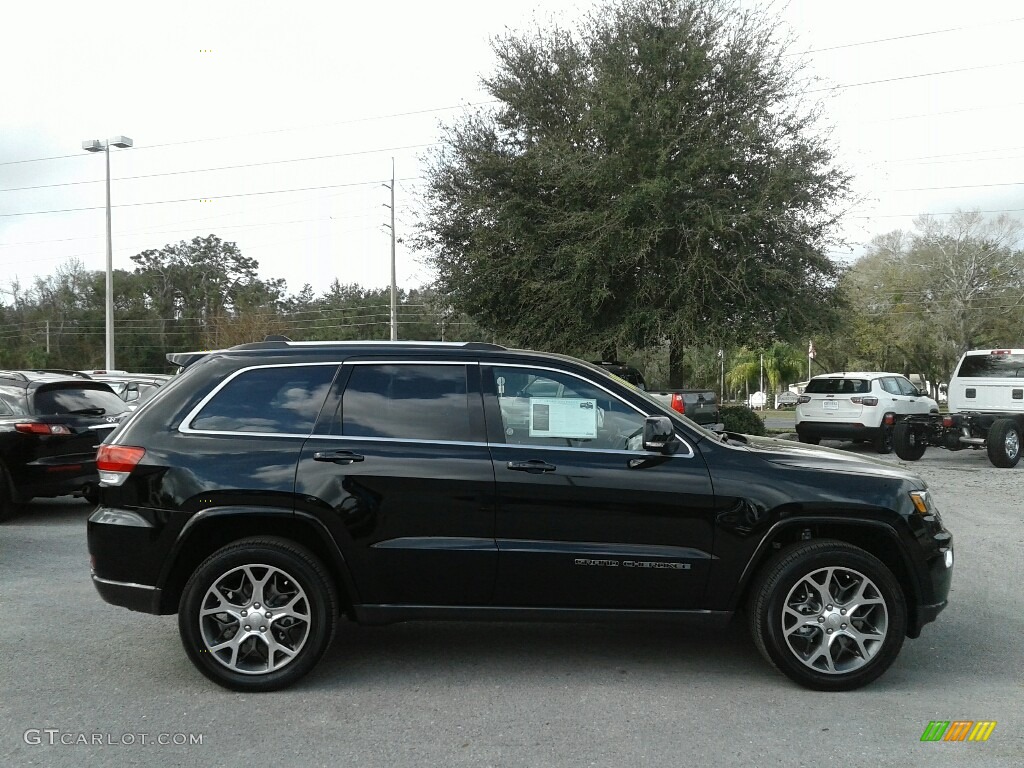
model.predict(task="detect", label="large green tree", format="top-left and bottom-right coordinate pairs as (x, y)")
top-left (417, 0), bottom-right (851, 384)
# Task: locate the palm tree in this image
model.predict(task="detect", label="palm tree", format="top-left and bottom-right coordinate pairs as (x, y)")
top-left (763, 342), bottom-right (805, 394)
top-left (725, 348), bottom-right (761, 398)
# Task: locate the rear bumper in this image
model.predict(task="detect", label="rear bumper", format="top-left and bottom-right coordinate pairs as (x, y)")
top-left (17, 456), bottom-right (99, 498)
top-left (795, 422), bottom-right (882, 442)
top-left (91, 574), bottom-right (163, 614)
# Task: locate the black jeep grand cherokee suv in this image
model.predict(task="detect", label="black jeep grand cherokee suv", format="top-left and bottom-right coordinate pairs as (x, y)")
top-left (88, 341), bottom-right (953, 692)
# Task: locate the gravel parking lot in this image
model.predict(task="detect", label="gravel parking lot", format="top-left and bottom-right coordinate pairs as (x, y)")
top-left (1, 442), bottom-right (1021, 768)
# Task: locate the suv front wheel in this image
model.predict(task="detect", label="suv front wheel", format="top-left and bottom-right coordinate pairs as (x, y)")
top-left (750, 540), bottom-right (907, 691)
top-left (178, 537), bottom-right (338, 691)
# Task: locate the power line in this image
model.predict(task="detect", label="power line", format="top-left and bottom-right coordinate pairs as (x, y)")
top-left (0, 179), bottom-right (385, 219)
top-left (851, 206), bottom-right (1024, 220)
top-left (0, 143), bottom-right (437, 195)
top-left (807, 58), bottom-right (1024, 93)
top-left (0, 102), bottom-right (496, 168)
top-left (0, 176), bottom-right (425, 220)
top-left (791, 17), bottom-right (1024, 56)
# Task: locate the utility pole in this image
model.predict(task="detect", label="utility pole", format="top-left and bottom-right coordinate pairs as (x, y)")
top-left (382, 158), bottom-right (398, 341)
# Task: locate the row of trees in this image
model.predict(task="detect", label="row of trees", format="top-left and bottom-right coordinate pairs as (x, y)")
top-left (2, 210), bottom-right (1018, 388)
top-left (0, 235), bottom-right (484, 373)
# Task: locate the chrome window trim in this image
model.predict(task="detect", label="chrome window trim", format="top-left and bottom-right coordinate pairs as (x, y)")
top-left (306, 433), bottom-right (673, 457)
top-left (174, 358), bottom-right (694, 458)
top-left (486, 362), bottom-right (695, 459)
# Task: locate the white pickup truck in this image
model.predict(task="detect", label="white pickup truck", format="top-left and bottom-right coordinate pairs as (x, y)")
top-left (893, 348), bottom-right (1024, 468)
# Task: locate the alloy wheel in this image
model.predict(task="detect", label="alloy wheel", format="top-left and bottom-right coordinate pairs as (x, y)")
top-left (780, 566), bottom-right (888, 675)
top-left (199, 563), bottom-right (311, 675)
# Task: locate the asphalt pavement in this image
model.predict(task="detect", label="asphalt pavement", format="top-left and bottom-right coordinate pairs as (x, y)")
top-left (1, 445), bottom-right (1021, 768)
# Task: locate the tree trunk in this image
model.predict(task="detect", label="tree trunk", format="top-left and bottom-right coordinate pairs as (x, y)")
top-left (668, 340), bottom-right (688, 389)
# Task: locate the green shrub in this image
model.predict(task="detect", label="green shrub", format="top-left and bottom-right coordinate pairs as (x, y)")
top-left (720, 405), bottom-right (766, 436)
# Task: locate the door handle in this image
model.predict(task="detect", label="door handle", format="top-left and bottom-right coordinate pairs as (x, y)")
top-left (507, 460), bottom-right (556, 473)
top-left (313, 450), bottom-right (365, 465)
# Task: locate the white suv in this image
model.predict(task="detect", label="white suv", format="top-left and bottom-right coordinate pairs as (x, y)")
top-left (795, 372), bottom-right (939, 453)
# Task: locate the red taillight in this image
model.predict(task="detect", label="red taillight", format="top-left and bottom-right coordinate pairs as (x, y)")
top-left (670, 393), bottom-right (685, 414)
top-left (15, 422), bottom-right (72, 435)
top-left (797, 395), bottom-right (810, 404)
top-left (96, 444), bottom-right (146, 473)
top-left (851, 396), bottom-right (879, 406)
top-left (942, 416), bottom-right (955, 428)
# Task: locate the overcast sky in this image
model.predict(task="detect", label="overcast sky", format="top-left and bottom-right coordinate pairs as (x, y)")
top-left (3, 0), bottom-right (1024, 305)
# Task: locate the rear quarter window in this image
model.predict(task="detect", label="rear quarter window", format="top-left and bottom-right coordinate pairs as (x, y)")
top-left (190, 365), bottom-right (338, 434)
top-left (955, 353), bottom-right (1024, 378)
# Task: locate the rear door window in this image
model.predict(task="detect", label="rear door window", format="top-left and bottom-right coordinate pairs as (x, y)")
top-left (336, 363), bottom-right (476, 442)
top-left (880, 378), bottom-right (902, 396)
top-left (190, 365), bottom-right (338, 434)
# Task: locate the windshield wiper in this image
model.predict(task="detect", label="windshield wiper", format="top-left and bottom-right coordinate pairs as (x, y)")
top-left (65, 407), bottom-right (106, 415)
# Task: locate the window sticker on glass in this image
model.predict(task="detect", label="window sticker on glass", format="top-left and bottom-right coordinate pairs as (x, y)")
top-left (528, 398), bottom-right (598, 438)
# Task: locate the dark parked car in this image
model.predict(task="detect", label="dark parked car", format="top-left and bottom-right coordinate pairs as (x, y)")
top-left (88, 341), bottom-right (953, 692)
top-left (0, 370), bottom-right (129, 520)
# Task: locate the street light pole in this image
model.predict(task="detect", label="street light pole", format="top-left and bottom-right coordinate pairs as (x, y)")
top-left (382, 158), bottom-right (398, 341)
top-left (389, 158), bottom-right (397, 341)
top-left (83, 135), bottom-right (133, 371)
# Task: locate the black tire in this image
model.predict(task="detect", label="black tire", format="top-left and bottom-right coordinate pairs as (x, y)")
top-left (986, 418), bottom-right (1022, 469)
top-left (178, 537), bottom-right (338, 691)
top-left (873, 422), bottom-right (894, 454)
top-left (797, 434), bottom-right (820, 445)
top-left (0, 462), bottom-right (19, 523)
top-left (892, 422), bottom-right (926, 461)
top-left (749, 540), bottom-right (907, 691)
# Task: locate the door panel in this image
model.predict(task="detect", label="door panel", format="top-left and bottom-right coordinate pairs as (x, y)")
top-left (295, 361), bottom-right (497, 606)
top-left (484, 365), bottom-right (716, 610)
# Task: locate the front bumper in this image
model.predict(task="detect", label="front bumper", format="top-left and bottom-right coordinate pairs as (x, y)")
top-left (907, 529), bottom-right (953, 638)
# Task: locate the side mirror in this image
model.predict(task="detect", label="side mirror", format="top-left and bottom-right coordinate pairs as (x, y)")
top-left (642, 416), bottom-right (675, 452)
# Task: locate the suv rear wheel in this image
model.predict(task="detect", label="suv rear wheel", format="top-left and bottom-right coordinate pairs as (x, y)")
top-left (178, 537), bottom-right (338, 691)
top-left (749, 540), bottom-right (907, 691)
top-left (986, 419), bottom-right (1021, 468)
